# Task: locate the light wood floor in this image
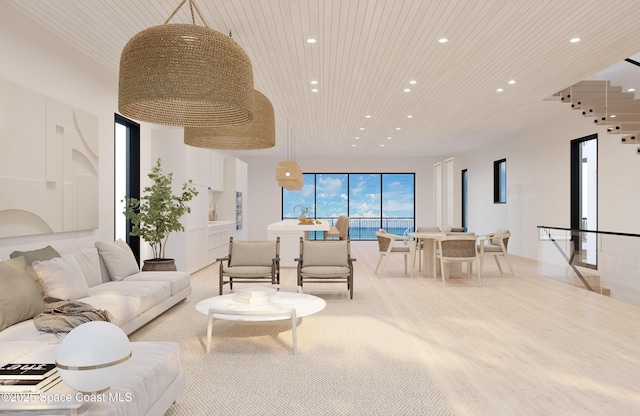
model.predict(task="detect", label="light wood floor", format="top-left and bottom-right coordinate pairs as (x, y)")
top-left (325, 241), bottom-right (640, 415)
top-left (196, 240), bottom-right (640, 415)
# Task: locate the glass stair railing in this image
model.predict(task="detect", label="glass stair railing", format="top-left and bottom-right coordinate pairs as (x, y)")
top-left (538, 226), bottom-right (640, 307)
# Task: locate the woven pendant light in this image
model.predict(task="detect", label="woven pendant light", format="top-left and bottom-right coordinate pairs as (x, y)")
top-left (184, 90), bottom-right (275, 149)
top-left (118, 0), bottom-right (254, 127)
top-left (276, 126), bottom-right (304, 190)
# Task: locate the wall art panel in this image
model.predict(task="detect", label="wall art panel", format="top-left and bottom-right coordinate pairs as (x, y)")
top-left (0, 78), bottom-right (99, 238)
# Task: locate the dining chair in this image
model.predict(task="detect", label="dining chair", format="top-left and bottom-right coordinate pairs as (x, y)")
top-left (375, 230), bottom-right (413, 277)
top-left (324, 215), bottom-right (349, 240)
top-left (217, 237), bottom-right (280, 295)
top-left (435, 234), bottom-right (481, 287)
top-left (478, 229), bottom-right (514, 275)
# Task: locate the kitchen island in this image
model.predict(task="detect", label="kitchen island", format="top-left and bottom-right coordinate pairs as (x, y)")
top-left (267, 220), bottom-right (330, 267)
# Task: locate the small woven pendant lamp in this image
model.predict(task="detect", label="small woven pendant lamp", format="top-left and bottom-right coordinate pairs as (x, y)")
top-left (118, 0), bottom-right (254, 127)
top-left (276, 126), bottom-right (304, 190)
top-left (184, 90), bottom-right (275, 149)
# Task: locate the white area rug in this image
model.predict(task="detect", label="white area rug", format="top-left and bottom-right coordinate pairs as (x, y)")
top-left (130, 248), bottom-right (454, 416)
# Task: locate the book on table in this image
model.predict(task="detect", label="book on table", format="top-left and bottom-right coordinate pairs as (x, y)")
top-left (0, 374), bottom-right (61, 393)
top-left (234, 285), bottom-right (277, 305)
top-left (0, 363), bottom-right (57, 380)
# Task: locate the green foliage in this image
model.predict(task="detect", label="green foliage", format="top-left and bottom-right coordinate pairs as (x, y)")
top-left (123, 158), bottom-right (198, 259)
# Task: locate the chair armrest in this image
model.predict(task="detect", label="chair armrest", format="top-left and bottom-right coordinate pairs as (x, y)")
top-left (216, 255), bottom-right (230, 262)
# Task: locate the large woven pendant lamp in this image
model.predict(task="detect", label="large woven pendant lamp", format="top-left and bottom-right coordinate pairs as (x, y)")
top-left (118, 0), bottom-right (254, 127)
top-left (183, 90), bottom-right (275, 149)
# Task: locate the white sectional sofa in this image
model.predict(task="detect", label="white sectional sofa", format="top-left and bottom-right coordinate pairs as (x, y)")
top-left (0, 239), bottom-right (190, 415)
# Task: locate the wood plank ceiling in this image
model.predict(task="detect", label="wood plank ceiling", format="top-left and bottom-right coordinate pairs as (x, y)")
top-left (5, 0), bottom-right (640, 157)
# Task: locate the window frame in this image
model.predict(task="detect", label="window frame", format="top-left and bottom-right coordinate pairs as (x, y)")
top-left (281, 172), bottom-right (415, 240)
top-left (493, 158), bottom-right (507, 204)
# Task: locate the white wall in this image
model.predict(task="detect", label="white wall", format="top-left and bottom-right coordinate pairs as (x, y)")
top-left (460, 104), bottom-right (640, 259)
top-left (238, 156), bottom-right (438, 240)
top-left (0, 5), bottom-right (118, 259)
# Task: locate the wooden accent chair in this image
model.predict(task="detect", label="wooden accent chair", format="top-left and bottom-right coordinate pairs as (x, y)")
top-left (323, 215), bottom-right (349, 240)
top-left (218, 237), bottom-right (280, 295)
top-left (296, 238), bottom-right (355, 299)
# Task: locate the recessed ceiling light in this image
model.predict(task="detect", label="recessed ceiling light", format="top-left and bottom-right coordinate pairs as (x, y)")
top-left (307, 38), bottom-right (317, 44)
top-left (387, 137), bottom-right (392, 140)
top-left (407, 115), bottom-right (413, 118)
top-left (311, 88), bottom-right (318, 92)
top-left (628, 88), bottom-right (636, 92)
top-left (404, 88), bottom-right (411, 92)
top-left (496, 88), bottom-right (504, 92)
top-left (438, 38), bottom-right (448, 43)
top-left (311, 80), bottom-right (318, 85)
top-left (352, 144), bottom-right (356, 147)
top-left (359, 127), bottom-right (365, 130)
top-left (610, 114), bottom-right (617, 118)
top-left (409, 80), bottom-right (417, 85)
top-left (380, 144), bottom-right (385, 147)
top-left (570, 37), bottom-right (581, 43)
top-left (365, 115), bottom-right (371, 118)
top-left (396, 127), bottom-right (401, 131)
top-left (355, 136), bottom-right (361, 140)
top-left (508, 80), bottom-right (516, 85)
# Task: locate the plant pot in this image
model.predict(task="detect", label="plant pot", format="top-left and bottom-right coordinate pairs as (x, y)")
top-left (142, 258), bottom-right (177, 272)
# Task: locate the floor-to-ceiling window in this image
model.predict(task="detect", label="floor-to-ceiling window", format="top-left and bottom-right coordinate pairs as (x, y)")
top-left (114, 114), bottom-right (140, 262)
top-left (282, 173), bottom-right (415, 240)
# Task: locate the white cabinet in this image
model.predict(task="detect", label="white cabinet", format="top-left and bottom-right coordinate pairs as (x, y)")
top-left (209, 152), bottom-right (225, 191)
top-left (217, 158), bottom-right (248, 240)
top-left (151, 128), bottom-right (214, 273)
top-left (207, 221), bottom-right (235, 262)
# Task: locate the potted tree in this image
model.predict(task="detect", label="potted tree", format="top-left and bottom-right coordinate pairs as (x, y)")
top-left (123, 158), bottom-right (198, 271)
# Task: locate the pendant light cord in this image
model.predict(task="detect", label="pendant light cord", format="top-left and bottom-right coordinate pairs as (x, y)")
top-left (164, 0), bottom-right (209, 27)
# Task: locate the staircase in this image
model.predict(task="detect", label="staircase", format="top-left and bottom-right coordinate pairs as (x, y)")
top-left (554, 80), bottom-right (640, 153)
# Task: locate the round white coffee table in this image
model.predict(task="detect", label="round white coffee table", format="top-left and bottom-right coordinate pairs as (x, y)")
top-left (196, 291), bottom-right (326, 354)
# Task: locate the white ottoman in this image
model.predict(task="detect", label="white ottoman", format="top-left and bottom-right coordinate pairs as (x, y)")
top-left (0, 342), bottom-right (184, 416)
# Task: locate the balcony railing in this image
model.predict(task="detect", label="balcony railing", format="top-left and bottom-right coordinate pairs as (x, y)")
top-left (537, 225), bottom-right (640, 307)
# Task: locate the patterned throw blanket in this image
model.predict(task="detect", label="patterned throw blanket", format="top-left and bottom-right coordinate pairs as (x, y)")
top-left (33, 296), bottom-right (113, 335)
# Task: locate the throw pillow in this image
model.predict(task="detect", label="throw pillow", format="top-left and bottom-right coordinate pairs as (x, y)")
top-left (60, 247), bottom-right (102, 287)
top-left (9, 245), bottom-right (60, 283)
top-left (32, 255), bottom-right (90, 300)
top-left (0, 257), bottom-right (46, 332)
top-left (95, 240), bottom-right (139, 281)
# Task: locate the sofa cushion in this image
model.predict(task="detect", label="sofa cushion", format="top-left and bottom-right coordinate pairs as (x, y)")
top-left (0, 257), bottom-right (45, 332)
top-left (229, 241), bottom-right (277, 267)
top-left (78, 294), bottom-right (143, 328)
top-left (124, 271), bottom-right (190, 296)
top-left (303, 241), bottom-right (349, 267)
top-left (89, 281), bottom-right (171, 314)
top-left (95, 240), bottom-right (139, 281)
top-left (32, 255), bottom-right (90, 300)
top-left (61, 247), bottom-right (103, 287)
top-left (9, 245), bottom-right (60, 285)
